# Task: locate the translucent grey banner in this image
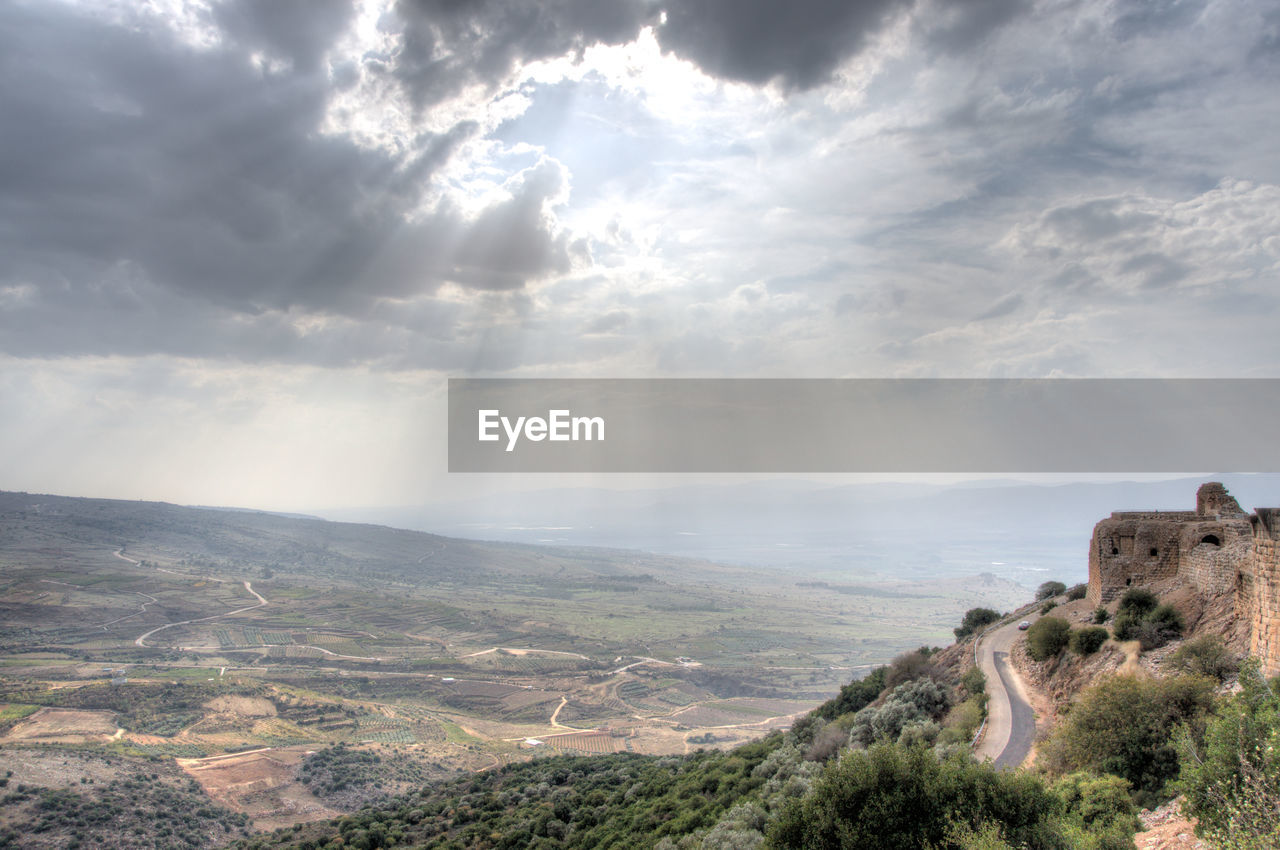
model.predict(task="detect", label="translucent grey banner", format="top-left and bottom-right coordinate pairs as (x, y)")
top-left (448, 379), bottom-right (1280, 472)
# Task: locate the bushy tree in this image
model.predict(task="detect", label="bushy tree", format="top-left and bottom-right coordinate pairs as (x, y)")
top-left (1040, 673), bottom-right (1216, 797)
top-left (960, 666), bottom-right (987, 700)
top-left (1037, 581), bottom-right (1068, 601)
top-left (813, 666), bottom-right (888, 721)
top-left (1026, 617), bottom-right (1071, 662)
top-left (1168, 635), bottom-right (1238, 682)
top-left (1053, 772), bottom-right (1138, 831)
top-left (1135, 604), bottom-right (1184, 650)
top-left (849, 677), bottom-right (951, 747)
top-left (1117, 589), bottom-right (1159, 618)
top-left (1066, 583), bottom-right (1089, 601)
top-left (956, 608), bottom-right (1002, 640)
top-left (1114, 598), bottom-right (1183, 649)
top-left (884, 648), bottom-right (940, 688)
top-left (1069, 627), bottom-right (1109, 656)
top-left (1176, 658), bottom-right (1280, 849)
top-left (771, 743), bottom-right (1100, 850)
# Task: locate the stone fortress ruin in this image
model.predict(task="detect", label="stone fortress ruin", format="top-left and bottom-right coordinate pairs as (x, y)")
top-left (1087, 482), bottom-right (1280, 674)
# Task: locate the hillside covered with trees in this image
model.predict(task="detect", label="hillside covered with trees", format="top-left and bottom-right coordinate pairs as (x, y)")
top-left (231, 581), bottom-right (1280, 850)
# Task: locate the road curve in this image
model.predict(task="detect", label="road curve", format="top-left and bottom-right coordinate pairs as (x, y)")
top-left (973, 611), bottom-right (1041, 769)
top-left (135, 581), bottom-right (268, 647)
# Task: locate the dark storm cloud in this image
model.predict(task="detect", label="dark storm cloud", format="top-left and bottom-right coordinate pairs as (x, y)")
top-left (392, 0), bottom-right (661, 108)
top-left (212, 0), bottom-right (356, 71)
top-left (0, 2), bottom-right (579, 363)
top-left (655, 0), bottom-right (907, 89)
top-left (391, 0), bottom-right (1025, 94)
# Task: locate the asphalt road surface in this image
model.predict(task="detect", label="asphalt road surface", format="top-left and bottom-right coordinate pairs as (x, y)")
top-left (974, 610), bottom-right (1041, 769)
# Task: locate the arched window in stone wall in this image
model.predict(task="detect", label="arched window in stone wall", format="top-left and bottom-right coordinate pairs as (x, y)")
top-left (1201, 534), bottom-right (1221, 547)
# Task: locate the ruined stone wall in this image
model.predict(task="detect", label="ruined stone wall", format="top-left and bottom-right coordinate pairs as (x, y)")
top-left (1084, 485), bottom-right (1280, 678)
top-left (1250, 510), bottom-right (1280, 676)
top-left (1087, 516), bottom-right (1185, 605)
top-left (1198, 482), bottom-right (1247, 518)
top-left (1176, 520), bottom-right (1253, 598)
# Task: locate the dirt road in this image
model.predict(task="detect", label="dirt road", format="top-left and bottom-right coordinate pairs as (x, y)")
top-left (135, 581), bottom-right (268, 647)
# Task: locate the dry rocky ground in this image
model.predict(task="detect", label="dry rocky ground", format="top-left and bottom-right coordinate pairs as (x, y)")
top-left (1006, 584), bottom-right (1243, 850)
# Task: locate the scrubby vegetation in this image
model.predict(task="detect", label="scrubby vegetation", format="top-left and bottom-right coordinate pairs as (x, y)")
top-left (847, 676), bottom-right (950, 748)
top-left (1039, 674), bottom-right (1216, 803)
top-left (1066, 583), bottom-right (1088, 602)
top-left (1036, 581), bottom-right (1068, 601)
top-left (773, 744), bottom-right (1137, 850)
top-left (1026, 617), bottom-right (1071, 662)
top-left (1111, 590), bottom-right (1184, 650)
top-left (1177, 659), bottom-right (1280, 847)
top-left (1168, 635), bottom-right (1238, 682)
top-left (1069, 627), bottom-right (1109, 656)
top-left (299, 743), bottom-right (448, 809)
top-left (236, 652), bottom-right (1139, 850)
top-left (813, 666), bottom-right (887, 721)
top-left (0, 681), bottom-right (235, 737)
top-left (0, 768), bottom-right (247, 849)
top-left (955, 607), bottom-right (1002, 640)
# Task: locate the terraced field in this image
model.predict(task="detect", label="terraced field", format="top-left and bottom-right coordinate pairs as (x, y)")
top-left (0, 490), bottom-right (1029, 829)
top-left (541, 730), bottom-right (628, 754)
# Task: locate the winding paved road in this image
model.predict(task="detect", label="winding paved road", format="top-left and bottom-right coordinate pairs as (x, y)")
top-left (974, 610), bottom-right (1041, 769)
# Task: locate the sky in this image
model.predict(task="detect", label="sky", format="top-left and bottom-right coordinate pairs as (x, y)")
top-left (1, 0), bottom-right (1279, 510)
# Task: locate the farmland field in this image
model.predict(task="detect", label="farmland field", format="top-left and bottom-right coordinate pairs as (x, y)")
top-left (0, 489), bottom-right (1028, 830)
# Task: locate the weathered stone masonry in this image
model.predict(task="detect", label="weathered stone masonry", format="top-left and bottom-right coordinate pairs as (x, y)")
top-left (1086, 483), bottom-right (1280, 675)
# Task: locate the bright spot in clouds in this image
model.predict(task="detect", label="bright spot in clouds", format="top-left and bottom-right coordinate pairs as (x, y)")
top-left (1, 0), bottom-right (1279, 506)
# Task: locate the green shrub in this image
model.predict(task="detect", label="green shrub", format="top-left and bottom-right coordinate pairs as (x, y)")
top-left (955, 608), bottom-right (1002, 640)
top-left (1117, 589), bottom-right (1159, 618)
top-left (1092, 607), bottom-right (1109, 624)
top-left (1111, 610), bottom-right (1140, 642)
top-left (1026, 617), bottom-right (1071, 662)
top-left (1070, 627), bottom-right (1109, 656)
top-left (813, 666), bottom-right (888, 721)
top-left (771, 743), bottom-right (1130, 850)
top-left (1037, 581), bottom-right (1068, 601)
top-left (1041, 600), bottom-right (1057, 614)
top-left (960, 666), bottom-right (986, 699)
top-left (1136, 604), bottom-right (1184, 649)
top-left (937, 698), bottom-right (985, 746)
top-left (1111, 594), bottom-right (1182, 649)
top-left (1176, 659), bottom-right (1280, 846)
top-left (1053, 772), bottom-right (1139, 831)
top-left (1040, 673), bottom-right (1216, 796)
top-left (884, 648), bottom-right (938, 688)
top-left (1066, 583), bottom-right (1089, 601)
top-left (1167, 635), bottom-right (1237, 682)
top-left (849, 678), bottom-right (952, 747)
